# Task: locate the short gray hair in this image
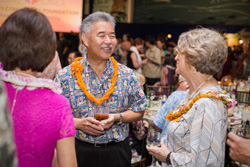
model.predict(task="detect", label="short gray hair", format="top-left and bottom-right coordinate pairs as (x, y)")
top-left (175, 28), bottom-right (227, 75)
top-left (80, 11), bottom-right (116, 36)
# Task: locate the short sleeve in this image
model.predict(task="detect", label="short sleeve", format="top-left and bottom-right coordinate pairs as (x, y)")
top-left (58, 102), bottom-right (76, 139)
top-left (128, 70), bottom-right (147, 112)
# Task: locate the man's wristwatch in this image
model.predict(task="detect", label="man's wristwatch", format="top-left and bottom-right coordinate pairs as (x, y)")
top-left (117, 113), bottom-right (123, 125)
top-left (166, 152), bottom-right (172, 165)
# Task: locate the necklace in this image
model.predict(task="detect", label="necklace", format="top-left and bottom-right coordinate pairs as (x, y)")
top-left (187, 75), bottom-right (213, 102)
top-left (166, 90), bottom-right (237, 121)
top-left (10, 88), bottom-right (19, 115)
top-left (71, 56), bottom-right (118, 104)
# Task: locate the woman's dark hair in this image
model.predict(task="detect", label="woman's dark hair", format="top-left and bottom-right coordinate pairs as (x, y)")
top-left (0, 8), bottom-right (56, 72)
top-left (134, 38), bottom-right (144, 46)
top-left (164, 55), bottom-right (175, 67)
top-left (144, 36), bottom-right (155, 45)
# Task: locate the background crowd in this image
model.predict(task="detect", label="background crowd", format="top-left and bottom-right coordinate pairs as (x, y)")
top-left (1, 8), bottom-right (250, 167)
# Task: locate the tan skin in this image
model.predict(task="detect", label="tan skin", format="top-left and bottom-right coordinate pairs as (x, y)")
top-left (227, 132), bottom-right (250, 166)
top-left (14, 68), bottom-right (77, 167)
top-left (74, 21), bottom-right (144, 137)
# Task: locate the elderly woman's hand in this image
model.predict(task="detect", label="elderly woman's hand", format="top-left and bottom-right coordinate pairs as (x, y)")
top-left (146, 139), bottom-right (171, 162)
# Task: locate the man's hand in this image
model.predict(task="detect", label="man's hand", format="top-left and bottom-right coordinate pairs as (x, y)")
top-left (74, 117), bottom-right (104, 136)
top-left (101, 114), bottom-right (115, 130)
top-left (227, 132), bottom-right (250, 166)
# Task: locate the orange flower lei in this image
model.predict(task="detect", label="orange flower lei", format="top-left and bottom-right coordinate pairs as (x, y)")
top-left (166, 91), bottom-right (237, 121)
top-left (71, 56), bottom-right (118, 104)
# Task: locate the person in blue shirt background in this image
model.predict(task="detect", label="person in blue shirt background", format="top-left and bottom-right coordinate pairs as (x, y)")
top-left (153, 75), bottom-right (189, 138)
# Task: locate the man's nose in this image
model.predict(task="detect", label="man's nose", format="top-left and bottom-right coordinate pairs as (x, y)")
top-left (104, 35), bottom-right (111, 43)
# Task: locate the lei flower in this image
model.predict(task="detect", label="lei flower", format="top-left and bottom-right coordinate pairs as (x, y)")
top-left (166, 90), bottom-right (237, 121)
top-left (71, 56), bottom-right (118, 104)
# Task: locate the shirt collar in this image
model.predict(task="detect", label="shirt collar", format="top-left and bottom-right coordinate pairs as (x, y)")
top-left (81, 56), bottom-right (115, 75)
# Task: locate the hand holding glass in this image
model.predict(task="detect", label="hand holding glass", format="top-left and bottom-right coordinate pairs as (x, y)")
top-left (147, 131), bottom-right (161, 167)
top-left (94, 104), bottom-right (109, 123)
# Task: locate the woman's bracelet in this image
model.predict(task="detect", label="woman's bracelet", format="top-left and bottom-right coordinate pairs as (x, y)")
top-left (166, 152), bottom-right (172, 165)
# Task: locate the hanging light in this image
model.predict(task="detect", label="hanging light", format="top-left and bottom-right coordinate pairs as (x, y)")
top-left (239, 39), bottom-right (243, 44)
top-left (167, 34), bottom-right (172, 39)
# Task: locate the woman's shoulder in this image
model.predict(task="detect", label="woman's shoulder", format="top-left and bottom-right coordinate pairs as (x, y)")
top-left (46, 90), bottom-right (70, 108)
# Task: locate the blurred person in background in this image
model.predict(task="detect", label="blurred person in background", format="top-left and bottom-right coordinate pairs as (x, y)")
top-left (147, 28), bottom-right (230, 166)
top-left (143, 36), bottom-right (161, 86)
top-left (153, 75), bottom-right (189, 139)
top-left (57, 32), bottom-right (69, 68)
top-left (67, 51), bottom-right (82, 65)
top-left (0, 8), bottom-right (77, 167)
top-left (0, 80), bottom-right (17, 167)
top-left (122, 41), bottom-right (147, 73)
top-left (156, 39), bottom-right (168, 66)
top-left (153, 56), bottom-right (176, 94)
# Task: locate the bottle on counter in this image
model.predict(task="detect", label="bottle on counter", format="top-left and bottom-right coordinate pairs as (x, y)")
top-left (161, 95), bottom-right (167, 106)
top-left (146, 87), bottom-right (151, 108)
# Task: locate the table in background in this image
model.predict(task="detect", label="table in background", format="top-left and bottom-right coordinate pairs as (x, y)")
top-left (143, 100), bottom-right (162, 131)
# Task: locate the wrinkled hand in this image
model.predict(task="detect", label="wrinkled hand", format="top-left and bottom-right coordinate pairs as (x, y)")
top-left (227, 132), bottom-right (250, 166)
top-left (75, 117), bottom-right (104, 136)
top-left (100, 114), bottom-right (115, 130)
top-left (146, 139), bottom-right (170, 162)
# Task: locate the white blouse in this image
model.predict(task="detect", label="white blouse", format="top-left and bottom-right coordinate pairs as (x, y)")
top-left (163, 85), bottom-right (227, 167)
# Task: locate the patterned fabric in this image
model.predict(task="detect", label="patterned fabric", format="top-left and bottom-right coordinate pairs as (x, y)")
top-left (129, 120), bottom-right (147, 141)
top-left (55, 57), bottom-right (147, 144)
top-left (36, 51), bottom-right (62, 80)
top-left (0, 80), bottom-right (16, 167)
top-left (0, 68), bottom-right (76, 167)
top-left (128, 120), bottom-right (147, 157)
top-left (153, 90), bottom-right (187, 138)
top-left (142, 46), bottom-right (161, 79)
top-left (163, 85), bottom-right (227, 167)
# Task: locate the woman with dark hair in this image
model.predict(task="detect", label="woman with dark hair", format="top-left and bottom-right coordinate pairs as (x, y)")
top-left (0, 8), bottom-right (77, 167)
top-left (153, 55), bottom-right (175, 95)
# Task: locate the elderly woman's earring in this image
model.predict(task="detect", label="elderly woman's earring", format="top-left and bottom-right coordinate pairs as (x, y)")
top-left (193, 67), bottom-right (196, 75)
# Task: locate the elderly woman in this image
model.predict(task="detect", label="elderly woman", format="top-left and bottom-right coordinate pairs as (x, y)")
top-left (147, 28), bottom-right (230, 166)
top-left (0, 8), bottom-right (77, 167)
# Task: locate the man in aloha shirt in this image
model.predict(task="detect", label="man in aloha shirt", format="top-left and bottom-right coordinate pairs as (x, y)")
top-left (55, 12), bottom-right (147, 167)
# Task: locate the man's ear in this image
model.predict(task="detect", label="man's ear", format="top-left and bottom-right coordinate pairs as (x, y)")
top-left (81, 33), bottom-right (89, 47)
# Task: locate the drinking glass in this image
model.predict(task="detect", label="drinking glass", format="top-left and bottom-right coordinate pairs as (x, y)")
top-left (147, 131), bottom-right (161, 167)
top-left (228, 121), bottom-right (250, 166)
top-left (150, 90), bottom-right (155, 101)
top-left (93, 103), bottom-right (109, 125)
